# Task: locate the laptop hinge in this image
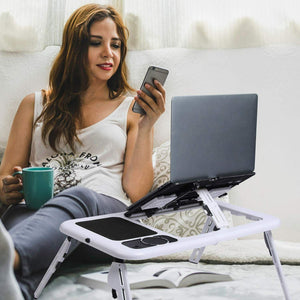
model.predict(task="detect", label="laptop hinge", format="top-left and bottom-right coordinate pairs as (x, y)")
top-left (162, 190), bottom-right (200, 210)
top-left (136, 190), bottom-right (201, 218)
top-left (126, 188), bottom-right (229, 229)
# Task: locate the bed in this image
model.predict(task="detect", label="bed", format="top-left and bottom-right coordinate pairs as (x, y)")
top-left (39, 239), bottom-right (300, 299)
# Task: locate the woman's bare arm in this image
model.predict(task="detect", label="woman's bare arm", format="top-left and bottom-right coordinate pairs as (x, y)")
top-left (0, 93), bottom-right (35, 205)
top-left (122, 81), bottom-right (166, 203)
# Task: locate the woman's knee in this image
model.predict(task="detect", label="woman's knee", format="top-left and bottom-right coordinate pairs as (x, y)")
top-left (45, 186), bottom-right (126, 217)
top-left (55, 186), bottom-right (93, 200)
top-left (46, 186), bottom-right (100, 217)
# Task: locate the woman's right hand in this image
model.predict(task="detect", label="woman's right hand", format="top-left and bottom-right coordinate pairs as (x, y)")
top-left (1, 166), bottom-right (23, 205)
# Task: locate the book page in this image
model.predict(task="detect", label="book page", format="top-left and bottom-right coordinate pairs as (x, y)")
top-left (78, 266), bottom-right (232, 290)
top-left (153, 267), bottom-right (232, 287)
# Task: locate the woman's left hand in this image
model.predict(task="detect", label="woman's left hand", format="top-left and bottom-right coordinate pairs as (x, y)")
top-left (134, 80), bottom-right (166, 130)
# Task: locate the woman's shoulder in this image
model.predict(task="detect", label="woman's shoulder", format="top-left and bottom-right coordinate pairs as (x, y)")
top-left (18, 90), bottom-right (47, 120)
top-left (22, 93), bottom-right (35, 104)
top-left (12, 93), bottom-right (35, 125)
top-left (18, 93), bottom-right (35, 112)
top-left (114, 94), bottom-right (135, 115)
top-left (117, 94), bottom-right (134, 104)
top-left (20, 90), bottom-right (46, 106)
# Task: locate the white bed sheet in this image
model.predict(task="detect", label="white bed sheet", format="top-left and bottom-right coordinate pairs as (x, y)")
top-left (39, 261), bottom-right (300, 300)
top-left (37, 239), bottom-right (300, 299)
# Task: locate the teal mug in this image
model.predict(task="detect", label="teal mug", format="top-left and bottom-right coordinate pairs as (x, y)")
top-left (13, 167), bottom-right (54, 210)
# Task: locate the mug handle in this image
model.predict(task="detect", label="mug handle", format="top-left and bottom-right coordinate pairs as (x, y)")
top-left (12, 170), bottom-right (23, 193)
top-left (12, 170), bottom-right (22, 177)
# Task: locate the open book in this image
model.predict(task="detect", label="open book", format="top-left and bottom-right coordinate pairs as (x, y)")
top-left (77, 266), bottom-right (232, 289)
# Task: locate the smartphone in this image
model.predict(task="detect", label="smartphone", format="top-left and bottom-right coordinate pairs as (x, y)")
top-left (132, 66), bottom-right (169, 114)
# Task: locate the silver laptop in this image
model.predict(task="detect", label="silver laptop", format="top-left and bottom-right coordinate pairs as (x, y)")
top-left (171, 94), bottom-right (257, 182)
top-left (125, 93), bottom-right (258, 217)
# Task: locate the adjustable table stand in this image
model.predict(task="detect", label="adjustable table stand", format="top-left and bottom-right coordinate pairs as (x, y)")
top-left (34, 188), bottom-right (290, 300)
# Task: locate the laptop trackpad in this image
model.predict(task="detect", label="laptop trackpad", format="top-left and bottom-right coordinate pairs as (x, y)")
top-left (122, 235), bottom-right (177, 249)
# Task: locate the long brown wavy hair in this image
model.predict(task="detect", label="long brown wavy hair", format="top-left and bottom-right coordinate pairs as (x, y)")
top-left (36, 4), bottom-right (133, 152)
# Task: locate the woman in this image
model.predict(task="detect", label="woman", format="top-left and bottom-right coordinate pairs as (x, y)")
top-left (0, 4), bottom-right (166, 299)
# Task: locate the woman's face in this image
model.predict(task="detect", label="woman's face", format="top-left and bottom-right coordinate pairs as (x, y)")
top-left (87, 18), bottom-right (121, 85)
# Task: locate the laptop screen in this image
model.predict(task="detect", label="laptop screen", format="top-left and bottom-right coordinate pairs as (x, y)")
top-left (170, 94), bottom-right (258, 183)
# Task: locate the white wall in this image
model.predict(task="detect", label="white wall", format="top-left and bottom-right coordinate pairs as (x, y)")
top-left (127, 46), bottom-right (300, 242)
top-left (1, 45), bottom-right (299, 242)
top-left (226, 46), bottom-right (300, 242)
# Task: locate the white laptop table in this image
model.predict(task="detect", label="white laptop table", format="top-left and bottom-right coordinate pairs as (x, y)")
top-left (34, 94), bottom-right (290, 299)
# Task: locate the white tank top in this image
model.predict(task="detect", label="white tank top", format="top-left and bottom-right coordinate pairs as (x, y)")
top-left (29, 91), bottom-right (133, 206)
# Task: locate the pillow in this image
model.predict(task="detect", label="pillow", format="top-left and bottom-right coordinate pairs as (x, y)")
top-left (0, 146), bottom-right (4, 162)
top-left (0, 147), bottom-right (5, 215)
top-left (152, 141), bottom-right (171, 190)
top-left (142, 141), bottom-right (232, 237)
